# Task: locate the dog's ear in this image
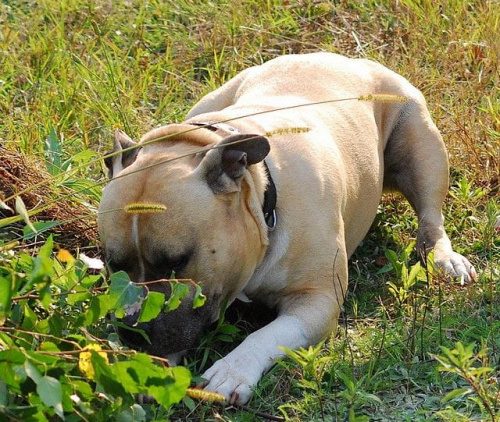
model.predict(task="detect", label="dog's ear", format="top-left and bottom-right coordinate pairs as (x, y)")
top-left (199, 134), bottom-right (270, 194)
top-left (104, 130), bottom-right (141, 179)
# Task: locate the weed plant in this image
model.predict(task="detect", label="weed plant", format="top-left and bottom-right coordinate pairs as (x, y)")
top-left (0, 1), bottom-right (499, 421)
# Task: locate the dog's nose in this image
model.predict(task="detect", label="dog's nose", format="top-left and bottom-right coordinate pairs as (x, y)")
top-left (121, 312), bottom-right (138, 326)
top-left (118, 316), bottom-right (152, 349)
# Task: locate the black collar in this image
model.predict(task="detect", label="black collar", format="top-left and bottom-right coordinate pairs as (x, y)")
top-left (189, 122), bottom-right (277, 230)
top-left (262, 161), bottom-right (277, 230)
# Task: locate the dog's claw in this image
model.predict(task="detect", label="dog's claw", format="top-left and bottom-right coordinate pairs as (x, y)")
top-left (199, 357), bottom-right (257, 405)
top-left (435, 251), bottom-right (477, 283)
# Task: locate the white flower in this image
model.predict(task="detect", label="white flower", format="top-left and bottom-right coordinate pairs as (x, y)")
top-left (79, 254), bottom-right (105, 270)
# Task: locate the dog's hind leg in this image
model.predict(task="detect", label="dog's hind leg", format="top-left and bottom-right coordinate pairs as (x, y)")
top-left (383, 99), bottom-right (477, 282)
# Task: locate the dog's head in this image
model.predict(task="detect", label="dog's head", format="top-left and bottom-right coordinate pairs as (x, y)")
top-left (98, 125), bottom-right (270, 357)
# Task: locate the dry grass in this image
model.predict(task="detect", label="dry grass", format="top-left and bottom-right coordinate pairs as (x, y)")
top-left (0, 146), bottom-right (97, 249)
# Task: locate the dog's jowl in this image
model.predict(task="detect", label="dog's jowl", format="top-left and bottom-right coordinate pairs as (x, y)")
top-left (98, 52), bottom-right (476, 405)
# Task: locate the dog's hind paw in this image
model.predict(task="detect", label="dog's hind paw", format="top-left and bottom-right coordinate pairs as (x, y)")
top-left (434, 251), bottom-right (477, 283)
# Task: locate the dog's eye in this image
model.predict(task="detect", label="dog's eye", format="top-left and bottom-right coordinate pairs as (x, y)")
top-left (107, 256), bottom-right (133, 273)
top-left (166, 254), bottom-right (189, 275)
top-left (146, 251), bottom-right (191, 280)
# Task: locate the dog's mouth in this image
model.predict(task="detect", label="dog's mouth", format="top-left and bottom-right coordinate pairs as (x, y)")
top-left (118, 310), bottom-right (208, 357)
top-left (117, 287), bottom-right (221, 358)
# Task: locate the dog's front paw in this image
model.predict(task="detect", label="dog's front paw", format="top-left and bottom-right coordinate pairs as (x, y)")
top-left (434, 250), bottom-right (477, 283)
top-left (198, 356), bottom-right (261, 405)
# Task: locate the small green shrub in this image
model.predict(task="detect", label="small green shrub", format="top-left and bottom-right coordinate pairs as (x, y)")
top-left (0, 237), bottom-right (191, 420)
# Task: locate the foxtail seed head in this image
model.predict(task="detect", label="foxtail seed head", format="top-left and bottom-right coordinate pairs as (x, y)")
top-left (265, 127), bottom-right (311, 137)
top-left (186, 387), bottom-right (226, 403)
top-left (124, 202), bottom-right (167, 214)
top-left (358, 94), bottom-right (409, 103)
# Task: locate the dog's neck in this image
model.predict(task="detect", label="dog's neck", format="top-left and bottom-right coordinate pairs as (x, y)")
top-left (189, 121), bottom-right (277, 231)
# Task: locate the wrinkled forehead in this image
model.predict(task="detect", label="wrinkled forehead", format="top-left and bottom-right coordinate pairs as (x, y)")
top-left (99, 150), bottom-right (217, 239)
top-left (101, 149), bottom-right (200, 201)
top-left (139, 123), bottom-right (221, 147)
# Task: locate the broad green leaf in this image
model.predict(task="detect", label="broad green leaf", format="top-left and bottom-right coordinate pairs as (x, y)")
top-left (38, 236), bottom-right (54, 259)
top-left (116, 404), bottom-right (147, 422)
top-left (0, 349), bottom-right (26, 365)
top-left (336, 369), bottom-right (355, 392)
top-left (165, 282), bottom-right (189, 312)
top-left (19, 239), bottom-right (55, 294)
top-left (60, 381), bottom-right (75, 413)
top-left (67, 291), bottom-right (92, 305)
top-left (138, 291), bottom-right (165, 323)
top-left (0, 332), bottom-right (15, 347)
top-left (38, 283), bottom-right (53, 311)
top-left (402, 241), bottom-right (416, 262)
top-left (147, 366), bottom-right (191, 408)
top-left (0, 350), bottom-right (27, 388)
top-left (217, 324), bottom-right (240, 335)
top-left (357, 391), bottom-right (383, 405)
top-left (47, 314), bottom-right (65, 337)
top-left (22, 221), bottom-right (60, 241)
top-left (29, 256), bottom-right (53, 286)
top-left (24, 360), bottom-right (42, 384)
top-left (441, 387), bottom-right (473, 403)
top-left (39, 341), bottom-right (61, 352)
top-left (24, 350), bottom-right (61, 366)
top-left (79, 274), bottom-right (102, 288)
top-left (37, 375), bottom-right (64, 419)
top-left (78, 295), bottom-right (111, 326)
top-left (108, 353), bottom-right (190, 408)
top-left (0, 361), bottom-right (26, 389)
top-left (65, 149), bottom-right (97, 164)
top-left (91, 352), bottom-right (128, 397)
top-left (384, 249), bottom-right (399, 267)
top-left (22, 303), bottom-right (38, 330)
top-left (35, 318), bottom-right (50, 334)
top-left (109, 271), bottom-right (144, 318)
top-left (192, 284), bottom-right (206, 309)
top-left (69, 380), bottom-right (94, 401)
top-left (408, 262), bottom-right (423, 283)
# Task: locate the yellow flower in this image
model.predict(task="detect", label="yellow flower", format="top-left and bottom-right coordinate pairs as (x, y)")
top-left (79, 344), bottom-right (109, 379)
top-left (57, 249), bottom-right (75, 263)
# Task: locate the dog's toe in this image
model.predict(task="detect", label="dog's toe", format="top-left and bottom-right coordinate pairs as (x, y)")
top-left (435, 251), bottom-right (477, 283)
top-left (199, 359), bottom-right (256, 405)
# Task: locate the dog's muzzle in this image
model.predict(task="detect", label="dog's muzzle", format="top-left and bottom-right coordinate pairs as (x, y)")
top-left (117, 281), bottom-right (220, 358)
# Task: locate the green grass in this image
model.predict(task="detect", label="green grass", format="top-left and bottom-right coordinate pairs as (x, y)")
top-left (1, 0), bottom-right (499, 421)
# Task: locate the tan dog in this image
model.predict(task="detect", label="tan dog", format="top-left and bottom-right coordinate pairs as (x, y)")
top-left (98, 52), bottom-right (476, 405)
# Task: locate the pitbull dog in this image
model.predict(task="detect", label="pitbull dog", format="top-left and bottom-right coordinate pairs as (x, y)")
top-left (98, 52), bottom-right (476, 404)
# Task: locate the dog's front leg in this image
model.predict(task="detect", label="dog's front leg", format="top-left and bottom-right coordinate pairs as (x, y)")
top-left (199, 291), bottom-right (342, 405)
top-left (200, 314), bottom-right (308, 404)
